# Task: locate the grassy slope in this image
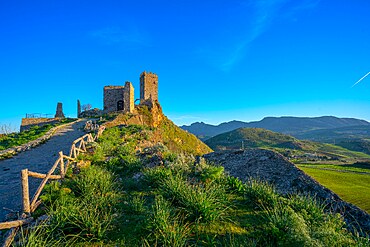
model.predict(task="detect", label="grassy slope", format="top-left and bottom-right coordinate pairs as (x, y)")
top-left (0, 118), bottom-right (75, 151)
top-left (156, 116), bottom-right (213, 156)
top-left (16, 125), bottom-right (369, 246)
top-left (299, 164), bottom-right (370, 213)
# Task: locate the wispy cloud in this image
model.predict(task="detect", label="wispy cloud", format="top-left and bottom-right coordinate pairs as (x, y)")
top-left (90, 25), bottom-right (149, 48)
top-left (198, 0), bottom-right (320, 72)
top-left (168, 114), bottom-right (206, 125)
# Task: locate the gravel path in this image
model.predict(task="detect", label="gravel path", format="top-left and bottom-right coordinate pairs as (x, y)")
top-left (0, 120), bottom-right (87, 222)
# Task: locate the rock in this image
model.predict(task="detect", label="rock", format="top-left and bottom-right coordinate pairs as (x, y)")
top-left (203, 148), bottom-right (370, 235)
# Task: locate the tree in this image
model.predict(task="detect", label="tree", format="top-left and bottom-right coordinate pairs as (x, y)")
top-left (82, 104), bottom-right (92, 111)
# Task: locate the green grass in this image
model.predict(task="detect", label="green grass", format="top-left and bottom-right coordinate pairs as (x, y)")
top-left (17, 125), bottom-right (370, 246)
top-left (299, 163), bottom-right (370, 174)
top-left (0, 118), bottom-right (75, 151)
top-left (299, 165), bottom-right (370, 213)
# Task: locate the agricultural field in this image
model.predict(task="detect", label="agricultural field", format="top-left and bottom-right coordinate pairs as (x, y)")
top-left (298, 163), bottom-right (370, 213)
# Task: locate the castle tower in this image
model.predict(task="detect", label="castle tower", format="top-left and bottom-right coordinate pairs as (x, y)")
top-left (140, 71), bottom-right (158, 103)
top-left (123, 81), bottom-right (134, 113)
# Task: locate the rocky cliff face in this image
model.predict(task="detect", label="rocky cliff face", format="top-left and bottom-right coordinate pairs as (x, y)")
top-left (203, 149), bottom-right (370, 234)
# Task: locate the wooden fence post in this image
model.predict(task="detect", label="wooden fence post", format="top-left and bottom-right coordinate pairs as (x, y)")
top-left (59, 151), bottom-right (64, 177)
top-left (21, 169), bottom-right (30, 214)
top-left (73, 144), bottom-right (77, 158)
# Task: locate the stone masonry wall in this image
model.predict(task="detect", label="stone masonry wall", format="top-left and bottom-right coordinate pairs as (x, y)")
top-left (124, 81), bottom-right (135, 113)
top-left (20, 118), bottom-right (61, 132)
top-left (140, 71), bottom-right (158, 103)
top-left (103, 86), bottom-right (125, 112)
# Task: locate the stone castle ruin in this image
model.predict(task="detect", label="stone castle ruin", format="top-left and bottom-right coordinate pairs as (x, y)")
top-left (20, 71), bottom-right (159, 131)
top-left (103, 71), bottom-right (158, 113)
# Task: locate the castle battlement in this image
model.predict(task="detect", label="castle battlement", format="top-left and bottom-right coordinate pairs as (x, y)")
top-left (104, 85), bottom-right (125, 89)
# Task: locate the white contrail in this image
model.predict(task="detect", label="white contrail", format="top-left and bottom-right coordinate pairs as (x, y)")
top-left (352, 71), bottom-right (370, 87)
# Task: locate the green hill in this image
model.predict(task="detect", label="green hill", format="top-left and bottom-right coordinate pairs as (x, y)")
top-left (15, 122), bottom-right (369, 246)
top-left (205, 127), bottom-right (370, 163)
top-left (205, 127), bottom-right (307, 150)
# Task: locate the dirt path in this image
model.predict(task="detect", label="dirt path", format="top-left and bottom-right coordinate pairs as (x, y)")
top-left (0, 120), bottom-right (87, 222)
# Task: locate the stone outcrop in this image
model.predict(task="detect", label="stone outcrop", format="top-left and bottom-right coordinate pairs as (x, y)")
top-left (104, 100), bottom-right (164, 129)
top-left (204, 149), bottom-right (370, 234)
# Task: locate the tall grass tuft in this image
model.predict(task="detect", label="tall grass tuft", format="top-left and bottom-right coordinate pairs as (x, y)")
top-left (147, 195), bottom-right (191, 247)
top-left (244, 179), bottom-right (279, 208)
top-left (159, 174), bottom-right (228, 223)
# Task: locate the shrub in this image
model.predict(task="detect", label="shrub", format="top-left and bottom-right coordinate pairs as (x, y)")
top-left (226, 176), bottom-right (247, 195)
top-left (200, 165), bottom-right (224, 183)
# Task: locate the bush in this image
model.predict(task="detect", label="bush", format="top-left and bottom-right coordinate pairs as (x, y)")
top-left (226, 176), bottom-right (247, 195)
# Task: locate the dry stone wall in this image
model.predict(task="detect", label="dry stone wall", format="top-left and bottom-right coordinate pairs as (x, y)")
top-left (20, 118), bottom-right (61, 132)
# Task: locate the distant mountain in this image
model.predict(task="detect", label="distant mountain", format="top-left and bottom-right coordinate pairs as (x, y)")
top-left (205, 127), bottom-right (370, 162)
top-left (181, 116), bottom-right (370, 141)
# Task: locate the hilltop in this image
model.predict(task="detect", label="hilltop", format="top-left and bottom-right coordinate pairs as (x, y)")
top-left (103, 101), bottom-right (212, 156)
top-left (11, 114), bottom-right (369, 246)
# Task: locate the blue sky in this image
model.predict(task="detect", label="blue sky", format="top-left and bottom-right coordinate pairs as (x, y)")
top-left (0, 0), bottom-right (369, 130)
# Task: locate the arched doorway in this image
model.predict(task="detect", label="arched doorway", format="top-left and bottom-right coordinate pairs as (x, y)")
top-left (117, 100), bottom-right (124, 111)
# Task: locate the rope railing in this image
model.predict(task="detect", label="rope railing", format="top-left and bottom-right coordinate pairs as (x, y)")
top-left (0, 125), bottom-right (105, 247)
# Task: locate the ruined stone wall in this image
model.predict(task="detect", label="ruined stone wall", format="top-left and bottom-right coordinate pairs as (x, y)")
top-left (55, 102), bottom-right (65, 118)
top-left (77, 100), bottom-right (81, 118)
top-left (103, 86), bottom-right (125, 112)
top-left (140, 71), bottom-right (158, 103)
top-left (123, 82), bottom-right (135, 113)
top-left (20, 118), bottom-right (60, 132)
